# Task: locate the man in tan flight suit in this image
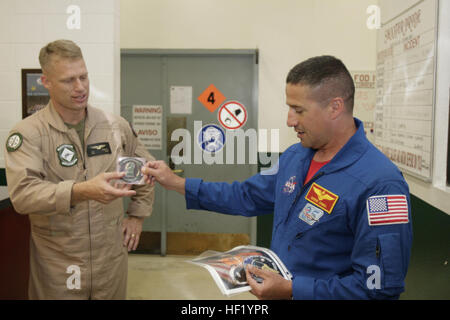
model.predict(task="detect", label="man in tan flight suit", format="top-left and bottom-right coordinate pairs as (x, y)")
top-left (4, 40), bottom-right (155, 299)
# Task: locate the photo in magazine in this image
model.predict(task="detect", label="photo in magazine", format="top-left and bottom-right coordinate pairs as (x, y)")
top-left (188, 245), bottom-right (292, 296)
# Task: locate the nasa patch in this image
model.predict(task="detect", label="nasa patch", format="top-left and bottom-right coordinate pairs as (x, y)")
top-left (282, 176), bottom-right (297, 194)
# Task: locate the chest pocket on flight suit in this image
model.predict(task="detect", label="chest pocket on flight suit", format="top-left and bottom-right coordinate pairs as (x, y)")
top-left (86, 140), bottom-right (118, 173)
top-left (36, 138), bottom-right (78, 237)
top-left (290, 198), bottom-right (348, 249)
top-left (272, 176), bottom-right (301, 231)
top-left (87, 132), bottom-right (126, 250)
top-left (90, 123), bottom-right (133, 173)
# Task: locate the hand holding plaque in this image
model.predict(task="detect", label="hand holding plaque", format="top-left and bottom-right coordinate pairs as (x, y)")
top-left (117, 157), bottom-right (146, 185)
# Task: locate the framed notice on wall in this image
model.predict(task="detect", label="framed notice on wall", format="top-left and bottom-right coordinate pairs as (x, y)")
top-left (351, 71), bottom-right (376, 144)
top-left (132, 105), bottom-right (163, 150)
top-left (374, 0), bottom-right (438, 181)
top-left (21, 69), bottom-right (49, 119)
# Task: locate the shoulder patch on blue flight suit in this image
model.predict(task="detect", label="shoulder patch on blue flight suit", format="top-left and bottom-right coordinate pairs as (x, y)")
top-left (282, 176), bottom-right (297, 194)
top-left (299, 203), bottom-right (324, 225)
top-left (366, 194), bottom-right (409, 226)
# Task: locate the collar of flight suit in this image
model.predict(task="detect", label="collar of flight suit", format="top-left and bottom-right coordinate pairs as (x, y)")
top-left (312, 118), bottom-right (370, 175)
top-left (44, 100), bottom-right (71, 133)
top-left (44, 100), bottom-right (100, 140)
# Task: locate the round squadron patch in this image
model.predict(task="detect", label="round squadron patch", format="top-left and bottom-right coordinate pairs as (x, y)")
top-left (6, 133), bottom-right (23, 152)
top-left (56, 144), bottom-right (78, 167)
top-left (118, 157), bottom-right (145, 184)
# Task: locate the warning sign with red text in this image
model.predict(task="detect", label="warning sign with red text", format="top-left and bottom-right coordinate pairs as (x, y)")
top-left (132, 105), bottom-right (162, 150)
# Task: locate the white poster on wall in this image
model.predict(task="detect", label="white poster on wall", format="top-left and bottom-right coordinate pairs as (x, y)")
top-left (351, 71), bottom-right (376, 144)
top-left (170, 86), bottom-right (192, 114)
top-left (132, 105), bottom-right (162, 150)
top-left (375, 0), bottom-right (437, 181)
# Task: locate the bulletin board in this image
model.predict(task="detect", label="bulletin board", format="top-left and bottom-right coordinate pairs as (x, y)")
top-left (21, 69), bottom-right (49, 119)
top-left (374, 0), bottom-right (438, 181)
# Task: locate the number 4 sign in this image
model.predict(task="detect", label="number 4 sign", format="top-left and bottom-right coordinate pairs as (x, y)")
top-left (197, 84), bottom-right (226, 112)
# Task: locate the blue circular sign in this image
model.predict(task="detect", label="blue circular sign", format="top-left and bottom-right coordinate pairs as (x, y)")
top-left (198, 124), bottom-right (225, 153)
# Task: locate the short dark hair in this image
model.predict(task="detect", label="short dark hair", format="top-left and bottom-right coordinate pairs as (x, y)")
top-left (286, 55), bottom-right (355, 111)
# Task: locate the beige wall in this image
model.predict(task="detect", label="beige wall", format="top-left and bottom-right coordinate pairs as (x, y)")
top-left (0, 0), bottom-right (120, 172)
top-left (1, 0), bottom-right (448, 213)
top-left (121, 0), bottom-right (450, 214)
top-left (120, 0), bottom-right (378, 152)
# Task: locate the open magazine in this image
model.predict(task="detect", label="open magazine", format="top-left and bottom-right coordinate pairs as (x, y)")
top-left (188, 245), bottom-right (292, 296)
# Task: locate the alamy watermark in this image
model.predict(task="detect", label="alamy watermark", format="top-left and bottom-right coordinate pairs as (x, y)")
top-left (366, 5), bottom-right (381, 30)
top-left (64, 5), bottom-right (381, 31)
top-left (66, 5), bottom-right (81, 30)
top-left (170, 121), bottom-right (280, 175)
top-left (366, 265), bottom-right (381, 290)
top-left (66, 265), bottom-right (81, 290)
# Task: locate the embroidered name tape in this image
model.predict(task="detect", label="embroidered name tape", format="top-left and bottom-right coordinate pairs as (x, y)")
top-left (305, 182), bottom-right (339, 214)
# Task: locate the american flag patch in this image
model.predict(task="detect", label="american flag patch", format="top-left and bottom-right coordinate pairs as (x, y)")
top-left (366, 195), bottom-right (409, 226)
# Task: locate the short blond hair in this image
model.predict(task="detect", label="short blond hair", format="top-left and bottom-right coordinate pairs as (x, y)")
top-left (39, 39), bottom-right (83, 72)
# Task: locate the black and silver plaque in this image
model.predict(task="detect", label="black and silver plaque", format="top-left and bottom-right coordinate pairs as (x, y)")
top-left (117, 157), bottom-right (146, 185)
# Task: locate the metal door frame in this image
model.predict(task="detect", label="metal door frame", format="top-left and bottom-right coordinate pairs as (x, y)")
top-left (121, 49), bottom-right (259, 255)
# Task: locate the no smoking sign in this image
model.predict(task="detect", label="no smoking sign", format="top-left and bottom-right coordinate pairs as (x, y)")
top-left (218, 101), bottom-right (247, 130)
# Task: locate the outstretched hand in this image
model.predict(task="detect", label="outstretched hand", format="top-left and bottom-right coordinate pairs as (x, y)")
top-left (141, 160), bottom-right (186, 195)
top-left (71, 172), bottom-right (136, 205)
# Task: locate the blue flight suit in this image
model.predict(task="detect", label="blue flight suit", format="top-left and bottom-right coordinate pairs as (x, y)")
top-left (185, 118), bottom-right (412, 299)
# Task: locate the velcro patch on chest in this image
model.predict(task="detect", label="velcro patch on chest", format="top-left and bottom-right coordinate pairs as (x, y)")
top-left (56, 144), bottom-right (78, 167)
top-left (87, 142), bottom-right (112, 157)
top-left (305, 182), bottom-right (339, 214)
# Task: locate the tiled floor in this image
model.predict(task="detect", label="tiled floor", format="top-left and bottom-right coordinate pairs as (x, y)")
top-left (126, 254), bottom-right (257, 300)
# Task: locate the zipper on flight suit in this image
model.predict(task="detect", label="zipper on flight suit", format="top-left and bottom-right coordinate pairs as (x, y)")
top-left (81, 135), bottom-right (93, 299)
top-left (71, 129), bottom-right (93, 298)
top-left (290, 171), bottom-right (325, 211)
top-left (286, 171), bottom-right (325, 251)
top-left (284, 171), bottom-right (326, 227)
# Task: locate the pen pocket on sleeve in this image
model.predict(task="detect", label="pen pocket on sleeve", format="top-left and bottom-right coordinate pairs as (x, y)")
top-left (377, 233), bottom-right (404, 289)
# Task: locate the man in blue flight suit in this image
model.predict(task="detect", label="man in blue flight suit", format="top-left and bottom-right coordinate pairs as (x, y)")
top-left (142, 56), bottom-right (413, 300)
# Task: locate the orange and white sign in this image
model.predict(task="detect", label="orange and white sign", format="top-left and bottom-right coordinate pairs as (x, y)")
top-left (305, 183), bottom-right (339, 214)
top-left (197, 84), bottom-right (226, 113)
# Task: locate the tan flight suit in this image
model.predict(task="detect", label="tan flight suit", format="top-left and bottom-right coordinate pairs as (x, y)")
top-left (5, 102), bottom-right (155, 299)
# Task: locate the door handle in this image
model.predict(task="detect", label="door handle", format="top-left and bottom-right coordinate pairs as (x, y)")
top-left (171, 169), bottom-right (184, 175)
top-left (169, 159), bottom-right (184, 175)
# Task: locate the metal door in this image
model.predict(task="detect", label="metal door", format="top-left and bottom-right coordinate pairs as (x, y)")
top-left (121, 50), bottom-right (258, 255)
